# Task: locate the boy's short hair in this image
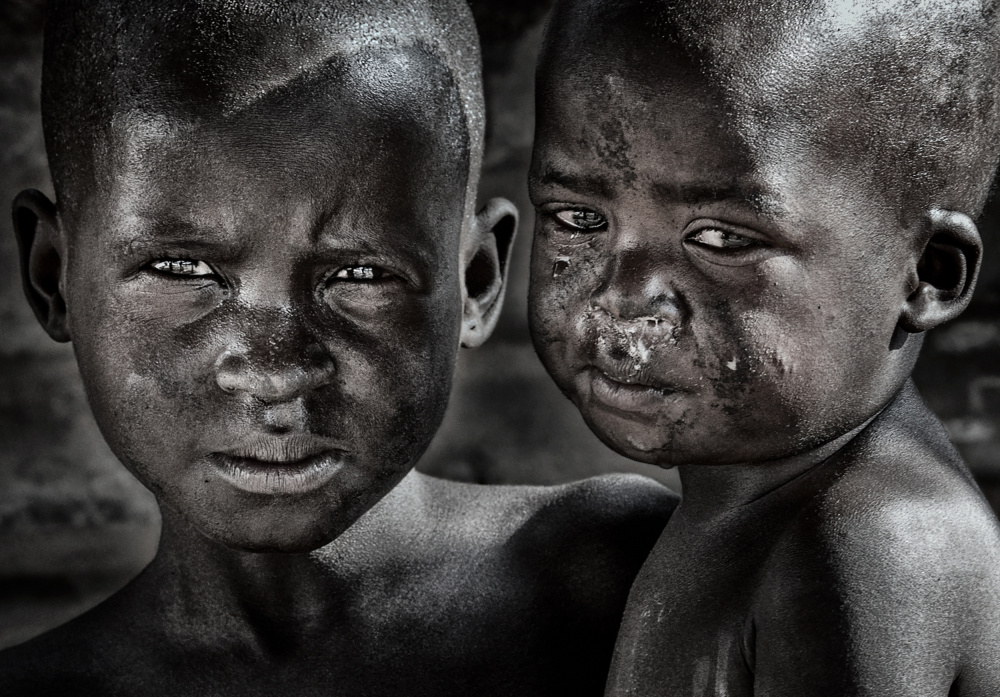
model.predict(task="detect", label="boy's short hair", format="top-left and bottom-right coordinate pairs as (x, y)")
top-left (42, 0), bottom-right (485, 216)
top-left (541, 0), bottom-right (1000, 221)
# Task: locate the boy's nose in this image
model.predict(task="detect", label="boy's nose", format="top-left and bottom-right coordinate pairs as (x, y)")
top-left (213, 327), bottom-right (336, 403)
top-left (593, 250), bottom-right (686, 330)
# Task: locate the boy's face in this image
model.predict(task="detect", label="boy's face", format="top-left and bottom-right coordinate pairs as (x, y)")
top-left (59, 49), bottom-right (470, 551)
top-left (529, 51), bottom-right (914, 467)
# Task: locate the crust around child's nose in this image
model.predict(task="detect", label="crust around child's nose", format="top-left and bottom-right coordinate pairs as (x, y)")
top-left (592, 254), bottom-right (687, 332)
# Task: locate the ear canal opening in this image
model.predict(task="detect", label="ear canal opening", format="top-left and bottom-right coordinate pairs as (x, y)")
top-left (918, 234), bottom-right (967, 300)
top-left (14, 205), bottom-right (59, 300)
top-left (465, 249), bottom-right (497, 300)
top-left (491, 212), bottom-right (517, 277)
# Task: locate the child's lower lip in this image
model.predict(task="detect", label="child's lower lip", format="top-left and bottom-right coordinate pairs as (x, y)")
top-left (586, 368), bottom-right (679, 419)
top-left (209, 451), bottom-right (346, 495)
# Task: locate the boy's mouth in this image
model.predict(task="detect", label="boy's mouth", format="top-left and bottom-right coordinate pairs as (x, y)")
top-left (210, 435), bottom-right (347, 496)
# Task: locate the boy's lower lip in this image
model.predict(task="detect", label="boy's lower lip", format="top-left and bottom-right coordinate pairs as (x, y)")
top-left (209, 451), bottom-right (346, 495)
top-left (586, 367), bottom-right (679, 419)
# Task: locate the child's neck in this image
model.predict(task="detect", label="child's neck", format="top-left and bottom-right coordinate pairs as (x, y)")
top-left (140, 470), bottom-right (428, 645)
top-left (676, 401), bottom-right (890, 520)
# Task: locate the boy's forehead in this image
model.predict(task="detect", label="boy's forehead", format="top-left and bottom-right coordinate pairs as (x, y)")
top-left (87, 46), bottom-right (468, 244)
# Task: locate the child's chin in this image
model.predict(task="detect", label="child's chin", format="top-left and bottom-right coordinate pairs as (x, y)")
top-left (585, 412), bottom-right (688, 467)
top-left (190, 508), bottom-right (352, 554)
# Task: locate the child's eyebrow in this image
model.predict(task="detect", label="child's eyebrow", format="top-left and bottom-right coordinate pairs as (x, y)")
top-left (650, 180), bottom-right (786, 219)
top-left (531, 169), bottom-right (617, 200)
top-left (113, 214), bottom-right (239, 259)
top-left (533, 168), bottom-right (786, 219)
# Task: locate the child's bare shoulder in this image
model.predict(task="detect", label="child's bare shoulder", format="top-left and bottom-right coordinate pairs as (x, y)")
top-left (416, 472), bottom-right (676, 620)
top-left (423, 471), bottom-right (676, 576)
top-left (431, 471), bottom-right (676, 556)
top-left (753, 398), bottom-right (1000, 693)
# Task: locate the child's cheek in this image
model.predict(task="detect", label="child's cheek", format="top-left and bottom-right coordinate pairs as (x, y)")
top-left (702, 254), bottom-right (849, 440)
top-left (530, 228), bottom-right (606, 366)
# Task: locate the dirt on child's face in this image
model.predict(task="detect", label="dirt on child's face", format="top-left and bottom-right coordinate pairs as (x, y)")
top-left (62, 48), bottom-right (469, 551)
top-left (529, 55), bottom-right (915, 467)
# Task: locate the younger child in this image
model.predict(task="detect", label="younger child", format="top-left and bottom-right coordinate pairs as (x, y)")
top-left (0, 1), bottom-right (677, 694)
top-left (529, 0), bottom-right (1000, 694)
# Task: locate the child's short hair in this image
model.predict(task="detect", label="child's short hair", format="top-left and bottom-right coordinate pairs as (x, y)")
top-left (42, 0), bottom-right (486, 214)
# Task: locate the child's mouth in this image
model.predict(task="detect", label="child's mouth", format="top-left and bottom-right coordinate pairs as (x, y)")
top-left (210, 435), bottom-right (347, 495)
top-left (585, 367), bottom-right (681, 420)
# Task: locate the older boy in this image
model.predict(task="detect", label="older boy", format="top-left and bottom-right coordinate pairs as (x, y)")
top-left (529, 0), bottom-right (1000, 694)
top-left (0, 1), bottom-right (677, 694)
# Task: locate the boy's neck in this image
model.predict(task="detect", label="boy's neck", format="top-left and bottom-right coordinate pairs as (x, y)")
top-left (140, 470), bottom-right (429, 643)
top-left (675, 387), bottom-right (907, 519)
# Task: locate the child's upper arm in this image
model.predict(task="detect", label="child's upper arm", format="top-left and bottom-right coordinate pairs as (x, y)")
top-left (752, 489), bottom-right (1000, 696)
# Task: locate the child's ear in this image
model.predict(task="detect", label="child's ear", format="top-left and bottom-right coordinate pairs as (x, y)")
top-left (898, 209), bottom-right (981, 334)
top-left (12, 189), bottom-right (71, 342)
top-left (459, 197), bottom-right (518, 348)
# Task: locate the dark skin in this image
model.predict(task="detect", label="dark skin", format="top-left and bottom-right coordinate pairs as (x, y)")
top-left (529, 4), bottom-right (1000, 695)
top-left (0, 34), bottom-right (677, 697)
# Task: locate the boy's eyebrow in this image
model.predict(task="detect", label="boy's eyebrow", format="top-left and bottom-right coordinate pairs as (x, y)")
top-left (114, 213), bottom-right (238, 257)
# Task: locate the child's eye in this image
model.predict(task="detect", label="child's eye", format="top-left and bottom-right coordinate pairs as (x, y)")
top-left (554, 208), bottom-right (608, 231)
top-left (332, 265), bottom-right (394, 282)
top-left (151, 259), bottom-right (214, 276)
top-left (686, 228), bottom-right (757, 250)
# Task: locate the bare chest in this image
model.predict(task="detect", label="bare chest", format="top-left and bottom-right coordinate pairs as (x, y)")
top-left (605, 517), bottom-right (779, 697)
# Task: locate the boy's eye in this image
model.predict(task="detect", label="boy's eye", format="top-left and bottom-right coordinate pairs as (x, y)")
top-left (151, 259), bottom-right (214, 276)
top-left (554, 209), bottom-right (608, 231)
top-left (333, 265), bottom-right (393, 282)
top-left (686, 228), bottom-right (756, 250)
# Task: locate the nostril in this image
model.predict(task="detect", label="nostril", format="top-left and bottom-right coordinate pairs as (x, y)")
top-left (609, 343), bottom-right (629, 362)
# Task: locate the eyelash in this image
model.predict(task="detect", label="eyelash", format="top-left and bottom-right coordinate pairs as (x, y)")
top-left (551, 208), bottom-right (609, 232)
top-left (549, 209), bottom-right (759, 251)
top-left (331, 265), bottom-right (395, 282)
top-left (149, 258), bottom-right (215, 277)
top-left (684, 227), bottom-right (758, 251)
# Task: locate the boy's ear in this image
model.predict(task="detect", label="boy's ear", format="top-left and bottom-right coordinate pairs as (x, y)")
top-left (460, 197), bottom-right (518, 348)
top-left (898, 209), bottom-right (981, 334)
top-left (12, 189), bottom-right (71, 342)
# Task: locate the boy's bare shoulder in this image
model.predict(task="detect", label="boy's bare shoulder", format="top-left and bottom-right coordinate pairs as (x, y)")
top-left (418, 471), bottom-right (677, 610)
top-left (753, 402), bottom-right (1000, 693)
top-left (425, 471), bottom-right (676, 557)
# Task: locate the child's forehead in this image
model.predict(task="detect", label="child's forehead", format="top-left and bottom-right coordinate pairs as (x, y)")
top-left (82, 45), bottom-right (468, 220)
top-left (540, 0), bottom-right (999, 220)
top-left (64, 52), bottom-right (469, 258)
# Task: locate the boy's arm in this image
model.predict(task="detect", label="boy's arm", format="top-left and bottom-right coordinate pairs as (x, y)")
top-left (753, 494), bottom-right (1000, 696)
top-left (513, 473), bottom-right (678, 697)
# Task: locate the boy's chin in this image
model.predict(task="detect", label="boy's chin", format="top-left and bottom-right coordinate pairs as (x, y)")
top-left (173, 500), bottom-right (364, 554)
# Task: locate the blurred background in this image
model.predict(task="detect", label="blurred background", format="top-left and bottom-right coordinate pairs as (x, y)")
top-left (1, 0), bottom-right (997, 649)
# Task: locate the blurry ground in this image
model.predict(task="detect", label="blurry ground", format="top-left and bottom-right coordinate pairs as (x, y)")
top-left (1, 0), bottom-right (997, 649)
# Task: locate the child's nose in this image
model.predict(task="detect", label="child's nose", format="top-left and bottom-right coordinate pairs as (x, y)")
top-left (213, 323), bottom-right (336, 403)
top-left (593, 250), bottom-right (686, 330)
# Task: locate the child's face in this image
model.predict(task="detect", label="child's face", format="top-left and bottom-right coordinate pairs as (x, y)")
top-left (59, 50), bottom-right (471, 551)
top-left (529, 56), bottom-right (914, 467)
